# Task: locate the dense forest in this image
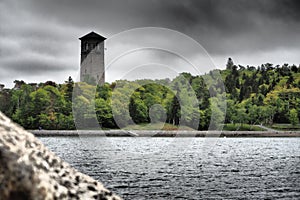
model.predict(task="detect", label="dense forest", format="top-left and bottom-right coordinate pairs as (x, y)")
top-left (0, 59), bottom-right (300, 130)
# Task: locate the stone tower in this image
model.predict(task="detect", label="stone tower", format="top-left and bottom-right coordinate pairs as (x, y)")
top-left (79, 31), bottom-right (106, 85)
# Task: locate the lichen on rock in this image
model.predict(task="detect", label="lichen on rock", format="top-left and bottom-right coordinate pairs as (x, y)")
top-left (0, 112), bottom-right (122, 200)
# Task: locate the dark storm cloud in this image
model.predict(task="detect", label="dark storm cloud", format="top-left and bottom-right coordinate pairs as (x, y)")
top-left (0, 0), bottom-right (299, 87)
top-left (158, 0), bottom-right (300, 54)
top-left (6, 0), bottom-right (300, 54)
top-left (261, 0), bottom-right (300, 21)
top-left (3, 59), bottom-right (71, 74)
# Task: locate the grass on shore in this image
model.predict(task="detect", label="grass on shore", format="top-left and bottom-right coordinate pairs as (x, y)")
top-left (223, 124), bottom-right (265, 131)
top-left (268, 123), bottom-right (300, 131)
top-left (123, 122), bottom-right (196, 131)
top-left (124, 123), bottom-right (265, 131)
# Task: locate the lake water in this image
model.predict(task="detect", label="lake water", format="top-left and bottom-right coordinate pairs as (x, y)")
top-left (39, 137), bottom-right (300, 199)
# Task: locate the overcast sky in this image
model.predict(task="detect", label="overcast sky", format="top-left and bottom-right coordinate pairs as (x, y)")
top-left (1, 0), bottom-right (300, 88)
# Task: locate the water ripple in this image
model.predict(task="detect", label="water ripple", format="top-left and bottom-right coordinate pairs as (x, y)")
top-left (40, 137), bottom-right (300, 199)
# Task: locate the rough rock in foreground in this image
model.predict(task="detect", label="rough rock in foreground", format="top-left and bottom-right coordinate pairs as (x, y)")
top-left (0, 112), bottom-right (122, 200)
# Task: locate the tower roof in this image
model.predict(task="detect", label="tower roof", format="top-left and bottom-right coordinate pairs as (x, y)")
top-left (79, 31), bottom-right (106, 41)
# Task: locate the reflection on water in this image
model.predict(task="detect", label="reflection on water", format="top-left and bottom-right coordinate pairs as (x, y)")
top-left (39, 137), bottom-right (300, 199)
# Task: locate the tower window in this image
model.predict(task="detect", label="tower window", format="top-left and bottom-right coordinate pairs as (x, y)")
top-left (89, 43), bottom-right (95, 50)
top-left (85, 43), bottom-right (88, 51)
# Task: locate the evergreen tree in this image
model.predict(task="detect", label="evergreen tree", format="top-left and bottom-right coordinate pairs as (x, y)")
top-left (226, 58), bottom-right (234, 70)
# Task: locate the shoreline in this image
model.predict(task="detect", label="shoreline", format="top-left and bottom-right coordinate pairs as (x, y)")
top-left (30, 130), bottom-right (300, 137)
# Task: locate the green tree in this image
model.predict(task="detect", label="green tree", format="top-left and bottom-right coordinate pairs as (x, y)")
top-left (129, 95), bottom-right (148, 124)
top-left (11, 84), bottom-right (36, 128)
top-left (226, 57), bottom-right (234, 70)
top-left (209, 97), bottom-right (225, 130)
top-left (169, 94), bottom-right (181, 126)
top-left (289, 109), bottom-right (299, 126)
top-left (95, 98), bottom-right (115, 128)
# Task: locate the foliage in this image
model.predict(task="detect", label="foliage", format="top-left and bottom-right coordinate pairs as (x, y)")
top-left (223, 124), bottom-right (265, 131)
top-left (289, 109), bottom-right (299, 126)
top-left (0, 61), bottom-right (299, 130)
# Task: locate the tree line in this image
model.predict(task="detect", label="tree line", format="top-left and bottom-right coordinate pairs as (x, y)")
top-left (0, 59), bottom-right (299, 130)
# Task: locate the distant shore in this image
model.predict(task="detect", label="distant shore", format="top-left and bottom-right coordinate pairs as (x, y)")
top-left (30, 130), bottom-right (300, 137)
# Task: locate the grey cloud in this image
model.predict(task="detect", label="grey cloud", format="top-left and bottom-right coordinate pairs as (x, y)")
top-left (11, 0), bottom-right (300, 54)
top-left (2, 56), bottom-right (76, 74)
top-left (0, 0), bottom-right (299, 87)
